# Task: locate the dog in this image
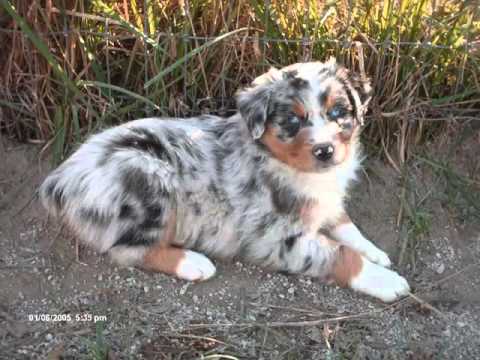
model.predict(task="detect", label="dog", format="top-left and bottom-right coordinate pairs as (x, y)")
top-left (39, 59), bottom-right (410, 302)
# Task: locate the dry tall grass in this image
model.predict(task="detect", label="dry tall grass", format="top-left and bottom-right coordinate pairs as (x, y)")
top-left (0, 0), bottom-right (479, 164)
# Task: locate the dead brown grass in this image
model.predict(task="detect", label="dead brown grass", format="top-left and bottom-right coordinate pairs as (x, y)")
top-left (0, 0), bottom-right (478, 163)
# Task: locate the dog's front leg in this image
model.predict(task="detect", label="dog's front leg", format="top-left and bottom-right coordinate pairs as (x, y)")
top-left (327, 213), bottom-right (392, 268)
top-left (271, 232), bottom-right (409, 302)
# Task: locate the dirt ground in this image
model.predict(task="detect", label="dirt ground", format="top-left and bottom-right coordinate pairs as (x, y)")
top-left (1, 130), bottom-right (480, 359)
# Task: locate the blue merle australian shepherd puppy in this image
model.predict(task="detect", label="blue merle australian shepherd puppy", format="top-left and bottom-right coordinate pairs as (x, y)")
top-left (40, 59), bottom-right (410, 302)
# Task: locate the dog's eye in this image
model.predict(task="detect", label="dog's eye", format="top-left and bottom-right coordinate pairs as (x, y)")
top-left (328, 106), bottom-right (347, 120)
top-left (339, 120), bottom-right (352, 131)
top-left (283, 114), bottom-right (301, 136)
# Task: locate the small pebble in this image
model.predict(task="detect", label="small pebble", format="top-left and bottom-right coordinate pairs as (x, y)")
top-left (436, 263), bottom-right (445, 274)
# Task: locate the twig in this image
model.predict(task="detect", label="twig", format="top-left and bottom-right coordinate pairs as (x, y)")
top-left (188, 309), bottom-right (382, 329)
top-left (168, 333), bottom-right (226, 346)
top-left (407, 293), bottom-right (449, 321)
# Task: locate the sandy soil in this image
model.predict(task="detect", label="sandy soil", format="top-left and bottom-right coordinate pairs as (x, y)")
top-left (1, 134), bottom-right (479, 359)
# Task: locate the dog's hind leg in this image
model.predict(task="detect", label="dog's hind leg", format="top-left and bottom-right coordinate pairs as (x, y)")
top-left (143, 246), bottom-right (216, 281)
top-left (109, 207), bottom-right (216, 281)
top-left (109, 245), bottom-right (216, 281)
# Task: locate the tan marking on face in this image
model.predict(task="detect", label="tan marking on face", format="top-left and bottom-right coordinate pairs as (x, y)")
top-left (331, 246), bottom-right (363, 288)
top-left (323, 121), bottom-right (359, 165)
top-left (322, 80), bottom-right (347, 110)
top-left (292, 100), bottom-right (306, 119)
top-left (261, 126), bottom-right (318, 172)
top-left (322, 79), bottom-right (359, 143)
top-left (141, 210), bottom-right (183, 274)
top-left (323, 87), bottom-right (339, 110)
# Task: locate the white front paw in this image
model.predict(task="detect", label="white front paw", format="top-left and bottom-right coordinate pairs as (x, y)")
top-left (332, 223), bottom-right (391, 267)
top-left (364, 245), bottom-right (392, 268)
top-left (175, 250), bottom-right (216, 281)
top-left (350, 259), bottom-right (410, 302)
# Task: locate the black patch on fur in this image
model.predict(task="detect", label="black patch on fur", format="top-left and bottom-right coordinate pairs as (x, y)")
top-left (101, 127), bottom-right (193, 178)
top-left (79, 208), bottom-right (110, 225)
top-left (264, 173), bottom-right (309, 215)
top-left (167, 129), bottom-right (204, 163)
top-left (212, 145), bottom-right (229, 179)
top-left (208, 182), bottom-right (220, 197)
top-left (279, 245), bottom-right (285, 260)
top-left (114, 227), bottom-right (156, 247)
top-left (53, 187), bottom-right (64, 210)
top-left (192, 202), bottom-right (202, 216)
top-left (121, 167), bottom-right (170, 203)
top-left (186, 227), bottom-right (204, 250)
top-left (289, 77), bottom-right (309, 91)
top-left (209, 224), bottom-right (219, 237)
top-left (115, 166), bottom-right (171, 247)
top-left (318, 67), bottom-right (330, 77)
top-left (285, 232), bottom-right (302, 251)
top-left (119, 204), bottom-right (135, 219)
top-left (241, 177), bottom-right (258, 195)
top-left (107, 127), bottom-right (173, 164)
top-left (283, 70), bottom-right (298, 79)
top-left (317, 227), bottom-right (332, 238)
top-left (121, 167), bottom-right (151, 202)
top-left (254, 213), bottom-right (276, 239)
top-left (207, 120), bottom-right (236, 140)
top-left (187, 165), bottom-right (199, 179)
top-left (301, 255), bottom-right (313, 272)
top-left (164, 129), bottom-right (178, 148)
top-left (141, 203), bottom-right (164, 230)
top-left (252, 155), bottom-right (264, 164)
top-left (44, 180), bottom-right (65, 210)
top-left (318, 86), bottom-right (331, 107)
top-left (272, 186), bottom-right (298, 213)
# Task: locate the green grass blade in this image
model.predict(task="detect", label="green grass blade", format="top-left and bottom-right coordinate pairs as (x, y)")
top-left (80, 80), bottom-right (160, 111)
top-left (144, 28), bottom-right (248, 89)
top-left (0, 0), bottom-right (79, 95)
top-left (52, 106), bottom-right (66, 164)
top-left (92, 0), bottom-right (165, 54)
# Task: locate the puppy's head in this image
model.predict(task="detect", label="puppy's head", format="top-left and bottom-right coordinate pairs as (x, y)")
top-left (236, 59), bottom-right (372, 172)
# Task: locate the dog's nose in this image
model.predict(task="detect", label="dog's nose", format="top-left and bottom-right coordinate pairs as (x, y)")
top-left (312, 143), bottom-right (334, 161)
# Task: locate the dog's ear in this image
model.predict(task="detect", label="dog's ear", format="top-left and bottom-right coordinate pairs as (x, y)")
top-left (236, 83), bottom-right (273, 140)
top-left (251, 67), bottom-right (282, 86)
top-left (336, 66), bottom-right (373, 122)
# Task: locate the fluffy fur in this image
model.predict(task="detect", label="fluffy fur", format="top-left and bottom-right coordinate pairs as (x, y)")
top-left (39, 59), bottom-right (410, 302)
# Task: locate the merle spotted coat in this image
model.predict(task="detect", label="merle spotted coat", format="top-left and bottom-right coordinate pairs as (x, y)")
top-left (40, 60), bottom-right (410, 302)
